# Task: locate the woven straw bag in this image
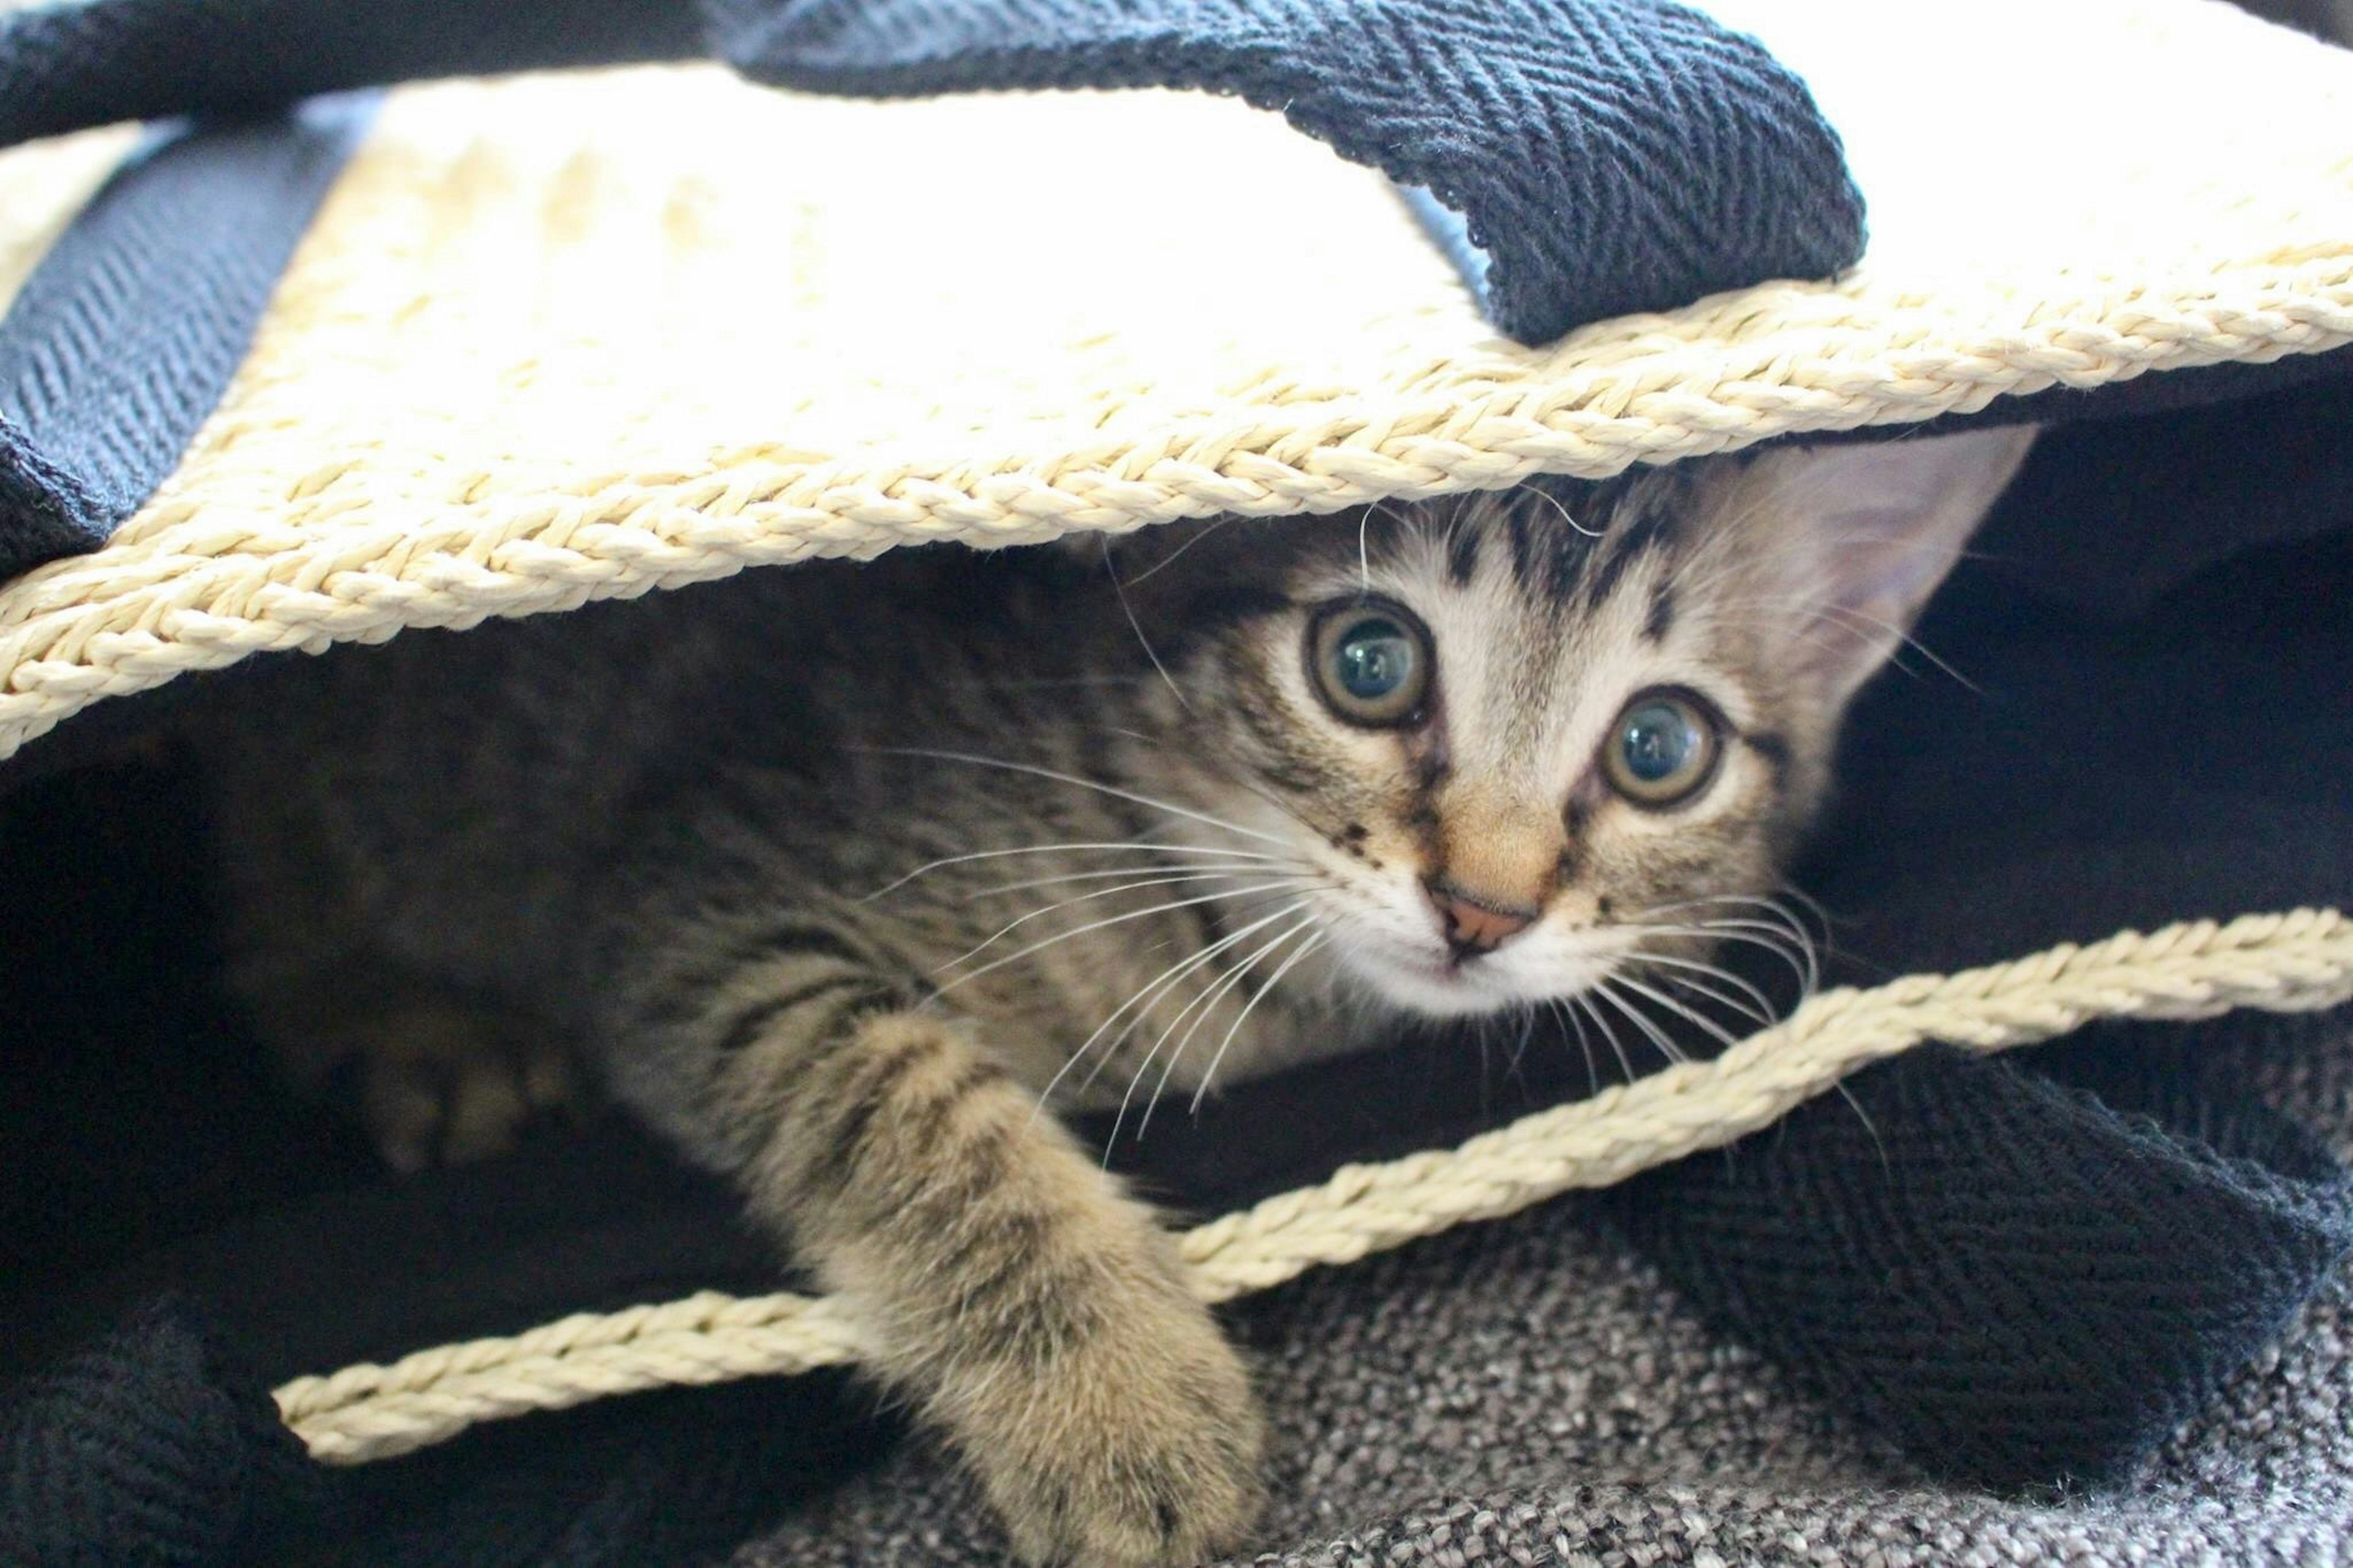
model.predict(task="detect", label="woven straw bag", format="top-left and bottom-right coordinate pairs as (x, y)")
top-left (3, 0), bottom-right (2351, 1512)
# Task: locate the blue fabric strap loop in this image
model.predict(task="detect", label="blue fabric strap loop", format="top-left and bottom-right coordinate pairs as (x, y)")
top-left (0, 96), bottom-right (375, 578)
top-left (708, 0), bottom-right (1868, 344)
top-left (0, 0), bottom-right (696, 148)
top-left (0, 0), bottom-right (1868, 345)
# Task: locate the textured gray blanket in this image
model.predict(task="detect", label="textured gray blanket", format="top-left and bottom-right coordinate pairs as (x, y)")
top-left (740, 1009), bottom-right (2353, 1566)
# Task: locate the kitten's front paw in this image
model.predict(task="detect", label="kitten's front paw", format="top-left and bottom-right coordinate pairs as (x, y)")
top-left (346, 1005), bottom-right (585, 1173)
top-left (958, 1287), bottom-right (1265, 1567)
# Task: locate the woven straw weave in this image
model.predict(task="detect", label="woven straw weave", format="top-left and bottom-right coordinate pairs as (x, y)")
top-left (1, 0), bottom-right (2350, 1476)
top-left (1, 0), bottom-right (2350, 764)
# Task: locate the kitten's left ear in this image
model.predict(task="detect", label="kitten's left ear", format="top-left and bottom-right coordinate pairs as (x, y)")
top-left (1729, 425), bottom-right (2037, 706)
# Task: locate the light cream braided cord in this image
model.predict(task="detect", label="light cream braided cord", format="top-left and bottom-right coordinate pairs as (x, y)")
top-left (275, 906), bottom-right (2353, 1465)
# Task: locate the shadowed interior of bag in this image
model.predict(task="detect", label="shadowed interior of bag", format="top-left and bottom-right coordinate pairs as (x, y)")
top-left (1, 4), bottom-right (2350, 1559)
top-left (4, 368), bottom-right (2349, 1468)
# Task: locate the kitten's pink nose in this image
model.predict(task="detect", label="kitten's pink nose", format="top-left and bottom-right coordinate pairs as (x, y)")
top-left (1427, 881), bottom-right (1536, 955)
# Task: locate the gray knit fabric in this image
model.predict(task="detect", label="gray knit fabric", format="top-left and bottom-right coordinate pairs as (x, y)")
top-left (736, 1013), bottom-right (2353, 1567)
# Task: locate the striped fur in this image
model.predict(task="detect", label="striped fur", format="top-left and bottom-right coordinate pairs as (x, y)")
top-left (198, 428), bottom-right (2031, 1565)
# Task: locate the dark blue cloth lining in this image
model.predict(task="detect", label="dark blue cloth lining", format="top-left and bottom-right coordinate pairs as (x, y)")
top-left (0, 0), bottom-right (1867, 583)
top-left (1607, 1039), bottom-right (2353, 1489)
top-left (0, 94), bottom-right (375, 577)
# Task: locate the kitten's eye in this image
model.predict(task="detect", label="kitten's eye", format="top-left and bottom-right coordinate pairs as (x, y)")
top-left (1309, 604), bottom-right (1432, 727)
top-left (1604, 690), bottom-right (1721, 807)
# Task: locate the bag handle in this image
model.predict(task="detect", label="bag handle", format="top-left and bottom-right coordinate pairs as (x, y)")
top-left (0, 0), bottom-right (1865, 344)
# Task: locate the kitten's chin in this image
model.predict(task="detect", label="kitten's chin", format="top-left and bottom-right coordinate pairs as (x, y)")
top-left (1332, 930), bottom-right (1625, 1023)
top-left (1332, 942), bottom-right (1536, 1021)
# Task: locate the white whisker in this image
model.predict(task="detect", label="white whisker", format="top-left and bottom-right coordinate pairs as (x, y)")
top-left (1771, 884), bottom-right (1835, 934)
top-left (1506, 1002), bottom-right (1540, 1081)
top-left (1591, 980), bottom-right (1688, 1066)
top-left (862, 839), bottom-right (1286, 901)
top-left (969, 861), bottom-right (1306, 899)
top-left (1037, 898), bottom-right (1313, 1115)
top-left (930, 879), bottom-right (1305, 998)
top-left (936, 871), bottom-right (1296, 974)
top-left (861, 748), bottom-right (1297, 850)
top-left (1118, 925), bottom-right (1290, 1137)
top-left (1190, 930), bottom-right (1328, 1114)
top-left (1572, 990), bottom-right (1637, 1085)
top-left (1522, 482), bottom-right (1602, 539)
top-left (1104, 535), bottom-right (1192, 714)
top-left (1707, 591), bottom-right (1977, 691)
top-left (1833, 1081), bottom-right (1893, 1177)
top-left (1550, 997), bottom-right (1602, 1099)
top-left (1645, 968), bottom-right (1775, 1031)
top-left (1624, 948), bottom-right (1778, 1026)
top-left (1357, 501), bottom-right (1409, 595)
top-left (1132, 912), bottom-right (1316, 1140)
top-left (1629, 891), bottom-right (1814, 928)
top-left (1107, 724), bottom-right (1346, 850)
top-left (1125, 516), bottom-right (1235, 584)
top-left (1610, 972), bottom-right (1747, 1055)
top-left (1631, 921), bottom-right (1818, 996)
top-left (1703, 913), bottom-right (1821, 994)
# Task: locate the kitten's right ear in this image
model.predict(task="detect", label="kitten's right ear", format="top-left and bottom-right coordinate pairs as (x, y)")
top-left (1723, 424), bottom-right (2037, 708)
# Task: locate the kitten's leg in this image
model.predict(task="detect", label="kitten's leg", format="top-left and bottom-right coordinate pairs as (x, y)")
top-left (343, 999), bottom-right (585, 1172)
top-left (239, 963), bottom-right (585, 1173)
top-left (210, 781), bottom-right (584, 1172)
top-left (653, 967), bottom-right (1264, 1566)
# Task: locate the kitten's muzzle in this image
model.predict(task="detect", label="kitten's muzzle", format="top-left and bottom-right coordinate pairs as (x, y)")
top-left (1426, 878), bottom-right (1536, 956)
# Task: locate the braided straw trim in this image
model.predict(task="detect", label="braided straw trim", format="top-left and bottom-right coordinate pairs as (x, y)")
top-left (6, 256), bottom-right (2349, 767)
top-left (3, 32), bottom-right (2351, 765)
top-left (273, 906), bottom-right (2353, 1465)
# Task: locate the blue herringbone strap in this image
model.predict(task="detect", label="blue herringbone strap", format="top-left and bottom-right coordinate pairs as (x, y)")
top-left (708, 0), bottom-right (1866, 343)
top-left (0, 0), bottom-right (697, 147)
top-left (0, 97), bottom-right (375, 578)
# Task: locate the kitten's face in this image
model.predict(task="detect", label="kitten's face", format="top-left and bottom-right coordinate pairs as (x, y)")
top-left (1120, 430), bottom-right (2034, 1023)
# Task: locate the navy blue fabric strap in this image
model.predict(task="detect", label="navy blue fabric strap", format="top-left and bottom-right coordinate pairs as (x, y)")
top-left (709, 0), bottom-right (1866, 345)
top-left (0, 94), bottom-right (374, 581)
top-left (0, 0), bottom-right (694, 148)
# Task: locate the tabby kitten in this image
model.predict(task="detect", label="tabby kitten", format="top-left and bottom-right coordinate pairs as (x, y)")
top-left (199, 427), bottom-right (2031, 1567)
